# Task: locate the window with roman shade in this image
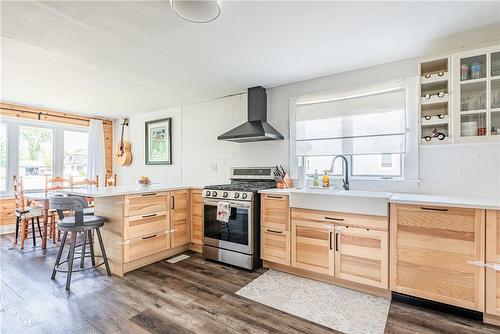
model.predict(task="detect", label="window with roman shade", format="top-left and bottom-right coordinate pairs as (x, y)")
top-left (294, 80), bottom-right (407, 157)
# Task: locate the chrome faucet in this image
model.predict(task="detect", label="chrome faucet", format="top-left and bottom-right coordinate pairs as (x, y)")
top-left (330, 155), bottom-right (350, 190)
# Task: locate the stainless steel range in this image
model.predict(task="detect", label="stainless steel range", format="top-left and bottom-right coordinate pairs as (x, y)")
top-left (202, 167), bottom-right (276, 270)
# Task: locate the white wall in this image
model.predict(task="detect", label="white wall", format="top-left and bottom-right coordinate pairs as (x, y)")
top-left (181, 94), bottom-right (288, 186)
top-left (115, 45), bottom-right (500, 198)
top-left (114, 107), bottom-right (183, 186)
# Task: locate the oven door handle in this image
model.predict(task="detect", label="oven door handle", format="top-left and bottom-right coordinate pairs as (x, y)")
top-left (203, 199), bottom-right (251, 208)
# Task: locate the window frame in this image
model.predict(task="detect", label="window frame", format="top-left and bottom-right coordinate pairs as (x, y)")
top-left (289, 77), bottom-right (419, 183)
top-left (0, 116), bottom-right (89, 195)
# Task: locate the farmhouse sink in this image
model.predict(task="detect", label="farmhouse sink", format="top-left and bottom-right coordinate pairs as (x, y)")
top-left (290, 188), bottom-right (391, 217)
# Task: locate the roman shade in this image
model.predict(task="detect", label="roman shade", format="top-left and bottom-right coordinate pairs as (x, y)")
top-left (294, 80), bottom-right (407, 156)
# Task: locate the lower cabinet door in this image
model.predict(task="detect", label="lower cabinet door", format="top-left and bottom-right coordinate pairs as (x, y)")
top-left (486, 267), bottom-right (500, 316)
top-left (391, 204), bottom-right (485, 311)
top-left (171, 190), bottom-right (190, 248)
top-left (292, 219), bottom-right (334, 275)
top-left (261, 228), bottom-right (290, 265)
top-left (486, 210), bottom-right (500, 316)
top-left (334, 226), bottom-right (388, 289)
top-left (124, 234), bottom-right (170, 263)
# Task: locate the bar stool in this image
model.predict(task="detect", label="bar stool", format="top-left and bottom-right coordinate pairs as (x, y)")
top-left (49, 196), bottom-right (111, 290)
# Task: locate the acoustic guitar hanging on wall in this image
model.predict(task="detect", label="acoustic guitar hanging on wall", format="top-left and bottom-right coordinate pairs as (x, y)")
top-left (115, 118), bottom-right (132, 166)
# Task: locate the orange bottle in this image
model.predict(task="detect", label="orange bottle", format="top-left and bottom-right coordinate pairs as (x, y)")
top-left (322, 171), bottom-right (330, 188)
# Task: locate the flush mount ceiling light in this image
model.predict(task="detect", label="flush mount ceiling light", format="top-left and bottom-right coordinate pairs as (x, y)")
top-left (170, 0), bottom-right (222, 23)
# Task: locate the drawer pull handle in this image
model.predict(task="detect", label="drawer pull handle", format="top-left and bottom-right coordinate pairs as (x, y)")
top-left (267, 229), bottom-right (282, 234)
top-left (141, 193), bottom-right (157, 197)
top-left (324, 217), bottom-right (344, 221)
top-left (267, 195), bottom-right (283, 199)
top-left (467, 260), bottom-right (485, 268)
top-left (420, 207), bottom-right (448, 212)
top-left (142, 234), bottom-right (157, 240)
top-left (171, 196), bottom-right (175, 210)
top-left (142, 213), bottom-right (157, 218)
top-left (335, 232), bottom-right (339, 252)
top-left (329, 231), bottom-right (333, 250)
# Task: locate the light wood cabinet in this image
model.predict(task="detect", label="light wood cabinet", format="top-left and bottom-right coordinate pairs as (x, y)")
top-left (124, 234), bottom-right (170, 263)
top-left (124, 211), bottom-right (169, 240)
top-left (486, 210), bottom-right (500, 316)
top-left (95, 189), bottom-right (192, 277)
top-left (290, 207), bottom-right (388, 231)
top-left (190, 189), bottom-right (203, 246)
top-left (291, 209), bottom-right (334, 275)
top-left (170, 190), bottom-right (190, 248)
top-left (335, 226), bottom-right (388, 289)
top-left (390, 204), bottom-right (485, 311)
top-left (124, 192), bottom-right (168, 216)
top-left (261, 194), bottom-right (290, 230)
top-left (261, 227), bottom-right (290, 265)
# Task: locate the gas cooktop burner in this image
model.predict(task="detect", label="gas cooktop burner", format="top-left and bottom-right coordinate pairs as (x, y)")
top-left (205, 181), bottom-right (276, 192)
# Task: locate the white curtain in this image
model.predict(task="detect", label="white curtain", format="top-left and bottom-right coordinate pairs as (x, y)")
top-left (295, 80), bottom-right (407, 156)
top-left (87, 119), bottom-right (106, 186)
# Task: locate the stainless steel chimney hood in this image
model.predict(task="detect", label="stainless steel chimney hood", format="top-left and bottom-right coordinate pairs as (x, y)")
top-left (217, 86), bottom-right (284, 143)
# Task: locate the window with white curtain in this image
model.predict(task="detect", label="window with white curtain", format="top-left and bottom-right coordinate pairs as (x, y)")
top-left (294, 80), bottom-right (410, 179)
top-left (0, 117), bottom-right (89, 194)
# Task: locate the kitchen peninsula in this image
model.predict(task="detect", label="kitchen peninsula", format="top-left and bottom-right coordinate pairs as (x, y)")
top-left (64, 185), bottom-right (202, 276)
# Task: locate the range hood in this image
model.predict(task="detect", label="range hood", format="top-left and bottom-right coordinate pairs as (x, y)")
top-left (218, 86), bottom-right (284, 143)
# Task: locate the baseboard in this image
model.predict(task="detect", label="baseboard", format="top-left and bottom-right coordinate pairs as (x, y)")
top-left (392, 292), bottom-right (483, 321)
top-left (0, 224), bottom-right (15, 235)
top-left (484, 314), bottom-right (500, 327)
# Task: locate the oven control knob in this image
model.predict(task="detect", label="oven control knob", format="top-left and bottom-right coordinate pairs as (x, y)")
top-left (212, 191), bottom-right (217, 197)
top-left (223, 192), bottom-right (228, 198)
top-left (242, 193), bottom-right (248, 199)
top-left (234, 192), bottom-right (240, 198)
top-left (205, 190), bottom-right (211, 197)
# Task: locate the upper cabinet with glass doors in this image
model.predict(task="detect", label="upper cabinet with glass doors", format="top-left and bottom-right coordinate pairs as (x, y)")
top-left (452, 45), bottom-right (500, 141)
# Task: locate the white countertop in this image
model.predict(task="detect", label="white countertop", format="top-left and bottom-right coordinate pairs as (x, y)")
top-left (259, 188), bottom-right (392, 199)
top-left (259, 188), bottom-right (500, 210)
top-left (62, 184), bottom-right (201, 197)
top-left (389, 193), bottom-right (500, 210)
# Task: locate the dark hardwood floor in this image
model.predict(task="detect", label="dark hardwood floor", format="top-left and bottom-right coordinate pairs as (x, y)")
top-left (1, 233), bottom-right (499, 334)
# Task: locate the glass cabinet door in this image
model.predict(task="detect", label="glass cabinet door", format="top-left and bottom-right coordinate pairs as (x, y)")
top-left (454, 46), bottom-right (500, 140)
top-left (491, 51), bottom-right (500, 135)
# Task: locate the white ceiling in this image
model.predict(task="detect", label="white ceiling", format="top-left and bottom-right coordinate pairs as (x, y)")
top-left (1, 1), bottom-right (500, 118)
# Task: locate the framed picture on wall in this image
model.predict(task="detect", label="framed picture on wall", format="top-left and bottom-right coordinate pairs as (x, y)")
top-left (145, 118), bottom-right (172, 165)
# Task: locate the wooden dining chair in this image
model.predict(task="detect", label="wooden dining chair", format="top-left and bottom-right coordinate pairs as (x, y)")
top-left (45, 175), bottom-right (70, 242)
top-left (69, 175), bottom-right (99, 215)
top-left (105, 174), bottom-right (117, 187)
top-left (69, 175), bottom-right (99, 189)
top-left (45, 175), bottom-right (71, 192)
top-left (13, 176), bottom-right (44, 250)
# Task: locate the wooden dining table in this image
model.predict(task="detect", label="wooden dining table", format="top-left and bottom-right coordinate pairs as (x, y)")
top-left (24, 192), bottom-right (53, 250)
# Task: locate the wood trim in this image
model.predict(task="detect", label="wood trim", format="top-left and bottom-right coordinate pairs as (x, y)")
top-left (0, 102), bottom-right (114, 179)
top-left (0, 102), bottom-right (112, 125)
top-left (484, 313), bottom-right (500, 327)
top-left (263, 260), bottom-right (391, 299)
top-left (0, 197), bottom-right (16, 226)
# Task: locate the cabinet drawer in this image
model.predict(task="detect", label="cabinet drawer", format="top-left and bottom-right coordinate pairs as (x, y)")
top-left (292, 208), bottom-right (389, 231)
top-left (262, 228), bottom-right (290, 265)
top-left (124, 211), bottom-right (169, 240)
top-left (124, 234), bottom-right (170, 263)
top-left (124, 192), bottom-right (167, 217)
top-left (261, 194), bottom-right (290, 230)
top-left (291, 208), bottom-right (388, 231)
